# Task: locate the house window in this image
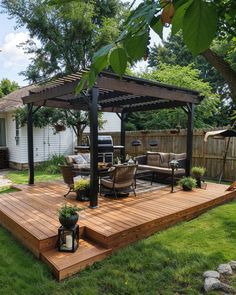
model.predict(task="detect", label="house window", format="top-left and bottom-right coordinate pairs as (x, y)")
top-left (15, 116), bottom-right (20, 145)
top-left (0, 118), bottom-right (6, 146)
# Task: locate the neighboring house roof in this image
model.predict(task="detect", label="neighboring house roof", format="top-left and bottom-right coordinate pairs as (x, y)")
top-left (0, 84), bottom-right (38, 113)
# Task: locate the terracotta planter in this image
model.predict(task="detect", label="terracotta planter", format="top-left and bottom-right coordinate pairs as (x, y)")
top-left (59, 214), bottom-right (78, 229)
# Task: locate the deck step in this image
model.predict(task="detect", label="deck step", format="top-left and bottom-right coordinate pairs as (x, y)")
top-left (41, 238), bottom-right (112, 281)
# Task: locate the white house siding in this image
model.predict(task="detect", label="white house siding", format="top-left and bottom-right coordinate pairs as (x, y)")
top-left (84, 112), bottom-right (121, 133)
top-left (5, 111), bottom-right (75, 167)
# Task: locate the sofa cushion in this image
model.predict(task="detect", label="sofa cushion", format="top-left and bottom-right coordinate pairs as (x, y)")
top-left (74, 154), bottom-right (87, 164)
top-left (65, 155), bottom-right (76, 164)
top-left (157, 152), bottom-right (170, 168)
top-left (82, 153), bottom-right (90, 164)
top-left (169, 153), bottom-right (186, 161)
top-left (73, 163), bottom-right (90, 170)
top-left (147, 152), bottom-right (161, 167)
top-left (138, 164), bottom-right (185, 175)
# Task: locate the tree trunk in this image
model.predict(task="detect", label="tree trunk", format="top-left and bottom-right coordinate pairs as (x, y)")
top-left (202, 48), bottom-right (236, 103)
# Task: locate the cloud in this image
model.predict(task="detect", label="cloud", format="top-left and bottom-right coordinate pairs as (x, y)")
top-left (0, 32), bottom-right (33, 69)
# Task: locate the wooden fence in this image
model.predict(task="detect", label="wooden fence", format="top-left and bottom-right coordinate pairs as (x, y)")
top-left (98, 129), bottom-right (236, 182)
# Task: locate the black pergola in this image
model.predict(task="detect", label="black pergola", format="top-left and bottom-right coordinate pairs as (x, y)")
top-left (22, 70), bottom-right (203, 208)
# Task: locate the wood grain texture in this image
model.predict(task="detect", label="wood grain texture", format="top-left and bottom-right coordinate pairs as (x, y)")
top-left (0, 181), bottom-right (235, 280)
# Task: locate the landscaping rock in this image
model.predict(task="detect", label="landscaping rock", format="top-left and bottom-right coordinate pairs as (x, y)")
top-left (204, 278), bottom-right (236, 293)
top-left (203, 270), bottom-right (220, 279)
top-left (229, 261), bottom-right (236, 270)
top-left (217, 264), bottom-right (233, 275)
top-left (204, 278), bottom-right (221, 292)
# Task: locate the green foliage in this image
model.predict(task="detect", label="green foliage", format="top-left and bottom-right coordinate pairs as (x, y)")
top-left (58, 203), bottom-right (83, 218)
top-left (178, 176), bottom-right (197, 190)
top-left (74, 178), bottom-right (90, 191)
top-left (183, 0), bottom-right (217, 56)
top-left (127, 64), bottom-right (220, 130)
top-left (2, 0), bottom-right (125, 82)
top-left (191, 166), bottom-right (206, 179)
top-left (36, 154), bottom-right (66, 174)
top-left (68, 0), bottom-right (233, 88)
top-left (0, 78), bottom-right (19, 98)
top-left (110, 47), bottom-right (127, 77)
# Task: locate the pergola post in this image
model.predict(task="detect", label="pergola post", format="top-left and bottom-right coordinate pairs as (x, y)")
top-left (89, 87), bottom-right (99, 208)
top-left (120, 112), bottom-right (126, 162)
top-left (27, 103), bottom-right (34, 185)
top-left (186, 103), bottom-right (195, 176)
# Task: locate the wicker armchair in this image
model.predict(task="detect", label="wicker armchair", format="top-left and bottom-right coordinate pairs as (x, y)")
top-left (100, 164), bottom-right (138, 198)
top-left (60, 165), bottom-right (77, 197)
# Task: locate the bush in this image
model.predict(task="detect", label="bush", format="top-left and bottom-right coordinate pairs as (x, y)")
top-left (58, 203), bottom-right (83, 218)
top-left (191, 166), bottom-right (206, 179)
top-left (178, 177), bottom-right (197, 191)
top-left (36, 154), bottom-right (66, 174)
top-left (45, 164), bottom-right (60, 174)
top-left (74, 179), bottom-right (90, 191)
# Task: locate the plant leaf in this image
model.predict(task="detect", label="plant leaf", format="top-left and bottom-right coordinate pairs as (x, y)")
top-left (124, 32), bottom-right (149, 60)
top-left (76, 73), bottom-right (88, 94)
top-left (109, 47), bottom-right (127, 77)
top-left (93, 44), bottom-right (113, 60)
top-left (150, 16), bottom-right (163, 39)
top-left (183, 0), bottom-right (217, 55)
top-left (92, 54), bottom-right (108, 73)
top-left (172, 0), bottom-right (193, 35)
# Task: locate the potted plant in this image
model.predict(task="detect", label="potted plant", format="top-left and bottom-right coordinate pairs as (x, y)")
top-left (53, 123), bottom-right (66, 132)
top-left (178, 177), bottom-right (197, 191)
top-left (74, 178), bottom-right (90, 201)
top-left (191, 166), bottom-right (206, 188)
top-left (58, 203), bottom-right (83, 228)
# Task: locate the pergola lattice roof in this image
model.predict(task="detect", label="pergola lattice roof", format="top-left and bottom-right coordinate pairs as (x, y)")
top-left (22, 70), bottom-right (203, 112)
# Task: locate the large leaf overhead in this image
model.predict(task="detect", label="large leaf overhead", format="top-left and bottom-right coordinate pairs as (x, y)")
top-left (124, 32), bottom-right (149, 61)
top-left (183, 0), bottom-right (217, 56)
top-left (109, 47), bottom-right (127, 77)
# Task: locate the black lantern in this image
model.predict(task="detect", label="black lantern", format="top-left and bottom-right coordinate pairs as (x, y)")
top-left (169, 160), bottom-right (179, 193)
top-left (58, 224), bottom-right (79, 252)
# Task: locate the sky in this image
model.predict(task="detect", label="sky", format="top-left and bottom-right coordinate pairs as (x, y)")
top-left (0, 0), bottom-right (166, 87)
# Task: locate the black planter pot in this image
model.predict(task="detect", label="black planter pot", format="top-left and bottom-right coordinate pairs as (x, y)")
top-left (59, 214), bottom-right (78, 229)
top-left (76, 189), bottom-right (90, 201)
top-left (182, 184), bottom-right (192, 191)
top-left (196, 178), bottom-right (202, 188)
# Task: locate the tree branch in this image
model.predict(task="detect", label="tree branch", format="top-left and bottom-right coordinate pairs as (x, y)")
top-left (202, 48), bottom-right (236, 102)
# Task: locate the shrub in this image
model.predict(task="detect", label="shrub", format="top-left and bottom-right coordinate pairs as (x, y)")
top-left (191, 166), bottom-right (206, 179)
top-left (178, 177), bottom-right (197, 191)
top-left (36, 154), bottom-right (66, 174)
top-left (74, 179), bottom-right (90, 191)
top-left (58, 203), bottom-right (83, 218)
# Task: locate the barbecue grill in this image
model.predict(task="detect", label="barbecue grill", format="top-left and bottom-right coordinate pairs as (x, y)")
top-left (97, 135), bottom-right (114, 163)
top-left (75, 135), bottom-right (124, 163)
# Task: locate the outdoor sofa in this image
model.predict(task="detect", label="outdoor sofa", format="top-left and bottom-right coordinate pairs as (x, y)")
top-left (136, 151), bottom-right (186, 183)
top-left (65, 153), bottom-right (90, 170)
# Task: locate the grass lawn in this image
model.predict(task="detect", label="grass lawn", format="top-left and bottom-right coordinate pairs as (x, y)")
top-left (0, 199), bottom-right (236, 295)
top-left (6, 170), bottom-right (62, 184)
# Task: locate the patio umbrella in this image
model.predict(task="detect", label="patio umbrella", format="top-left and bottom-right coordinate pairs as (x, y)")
top-left (203, 127), bottom-right (236, 182)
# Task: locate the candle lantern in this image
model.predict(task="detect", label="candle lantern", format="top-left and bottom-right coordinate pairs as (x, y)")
top-left (58, 224), bottom-right (79, 252)
top-left (169, 160), bottom-right (179, 193)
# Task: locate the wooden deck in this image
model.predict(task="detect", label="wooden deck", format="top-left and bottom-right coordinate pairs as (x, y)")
top-left (0, 181), bottom-right (235, 280)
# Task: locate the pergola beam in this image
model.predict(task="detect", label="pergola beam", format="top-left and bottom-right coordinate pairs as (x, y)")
top-left (122, 101), bottom-right (188, 113)
top-left (97, 76), bottom-right (199, 104)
